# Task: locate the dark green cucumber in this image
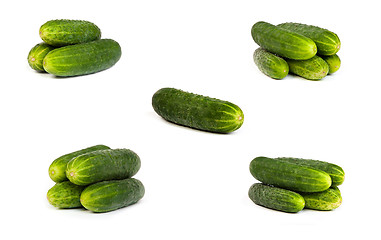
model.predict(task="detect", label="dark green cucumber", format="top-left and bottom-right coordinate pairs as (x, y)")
top-left (152, 88), bottom-right (244, 133)
top-left (47, 181), bottom-right (86, 208)
top-left (276, 157), bottom-right (345, 186)
top-left (321, 54), bottom-right (341, 74)
top-left (300, 187), bottom-right (342, 210)
top-left (27, 42), bottom-right (55, 72)
top-left (248, 183), bottom-right (305, 213)
top-left (250, 157), bottom-right (331, 192)
top-left (39, 19), bottom-right (101, 47)
top-left (253, 48), bottom-right (289, 80)
top-left (43, 39), bottom-right (121, 77)
top-left (49, 144), bottom-right (110, 183)
top-left (251, 21), bottom-right (317, 60)
top-left (66, 149), bottom-right (141, 186)
top-left (286, 55), bottom-right (329, 80)
top-left (80, 178), bottom-right (145, 213)
top-left (278, 22), bottom-right (340, 56)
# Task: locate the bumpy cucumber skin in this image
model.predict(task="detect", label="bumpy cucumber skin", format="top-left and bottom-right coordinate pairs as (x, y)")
top-left (300, 187), bottom-right (342, 210)
top-left (27, 43), bottom-right (55, 72)
top-left (47, 181), bottom-right (86, 208)
top-left (251, 21), bottom-right (317, 60)
top-left (66, 149), bottom-right (141, 186)
top-left (152, 88), bottom-right (244, 133)
top-left (39, 19), bottom-right (101, 47)
top-left (80, 178), bottom-right (145, 213)
top-left (253, 48), bottom-right (289, 80)
top-left (276, 157), bottom-right (345, 186)
top-left (49, 145), bottom-right (110, 183)
top-left (250, 157), bottom-right (332, 193)
top-left (43, 39), bottom-right (121, 77)
top-left (321, 54), bottom-right (341, 74)
top-left (286, 55), bottom-right (329, 80)
top-left (248, 183), bottom-right (305, 213)
top-left (278, 22), bottom-right (340, 56)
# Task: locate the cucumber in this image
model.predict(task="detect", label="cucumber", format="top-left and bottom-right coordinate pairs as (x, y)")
top-left (286, 55), bottom-right (329, 80)
top-left (278, 22), bottom-right (341, 56)
top-left (152, 88), bottom-right (244, 133)
top-left (27, 43), bottom-right (55, 72)
top-left (39, 19), bottom-right (101, 47)
top-left (250, 157), bottom-right (331, 192)
top-left (43, 39), bottom-right (122, 77)
top-left (251, 21), bottom-right (317, 60)
top-left (80, 178), bottom-right (145, 213)
top-left (248, 183), bottom-right (305, 213)
top-left (47, 181), bottom-right (86, 208)
top-left (300, 187), bottom-right (342, 210)
top-left (321, 54), bottom-right (341, 74)
top-left (253, 48), bottom-right (289, 80)
top-left (49, 144), bottom-right (111, 183)
top-left (66, 149), bottom-right (141, 186)
top-left (276, 157), bottom-right (345, 186)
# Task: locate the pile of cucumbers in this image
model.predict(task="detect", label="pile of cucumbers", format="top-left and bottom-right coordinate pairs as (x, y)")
top-left (47, 145), bottom-right (144, 213)
top-left (249, 156), bottom-right (345, 213)
top-left (251, 21), bottom-right (341, 80)
top-left (27, 19), bottom-right (121, 77)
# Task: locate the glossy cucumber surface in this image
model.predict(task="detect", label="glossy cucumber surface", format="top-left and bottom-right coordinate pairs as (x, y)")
top-left (47, 181), bottom-right (86, 208)
top-left (321, 54), bottom-right (341, 74)
top-left (286, 55), bottom-right (329, 80)
top-left (300, 187), bottom-right (342, 210)
top-left (253, 48), bottom-right (289, 79)
top-left (27, 43), bottom-right (55, 72)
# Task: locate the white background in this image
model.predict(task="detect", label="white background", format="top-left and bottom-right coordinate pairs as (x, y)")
top-left (1, 0), bottom-right (380, 239)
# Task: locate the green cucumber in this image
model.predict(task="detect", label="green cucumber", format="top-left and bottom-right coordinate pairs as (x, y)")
top-left (321, 54), bottom-right (341, 74)
top-left (278, 22), bottom-right (340, 56)
top-left (300, 187), bottom-right (342, 210)
top-left (39, 19), bottom-right (101, 47)
top-left (66, 149), bottom-right (141, 186)
top-left (80, 178), bottom-right (145, 213)
top-left (286, 55), bottom-right (329, 80)
top-left (27, 43), bottom-right (55, 72)
top-left (253, 48), bottom-right (289, 80)
top-left (248, 183), bottom-right (305, 213)
top-left (250, 157), bottom-right (331, 192)
top-left (43, 39), bottom-right (121, 77)
top-left (251, 21), bottom-right (317, 60)
top-left (49, 144), bottom-right (110, 183)
top-left (152, 88), bottom-right (244, 133)
top-left (276, 157), bottom-right (345, 186)
top-left (47, 181), bottom-right (86, 208)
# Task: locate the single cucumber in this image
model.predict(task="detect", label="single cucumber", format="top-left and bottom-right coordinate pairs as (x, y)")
top-left (248, 183), bottom-right (305, 213)
top-left (152, 88), bottom-right (244, 133)
top-left (300, 187), bottom-right (342, 211)
top-left (251, 21), bottom-right (317, 60)
top-left (321, 54), bottom-right (341, 74)
top-left (43, 39), bottom-right (122, 77)
top-left (250, 157), bottom-right (332, 192)
top-left (39, 19), bottom-right (101, 47)
top-left (276, 157), bottom-right (345, 186)
top-left (27, 42), bottom-right (55, 72)
top-left (47, 181), bottom-right (86, 208)
top-left (286, 55), bottom-right (329, 80)
top-left (49, 144), bottom-right (111, 183)
top-left (253, 48), bottom-right (289, 80)
top-left (278, 22), bottom-right (340, 56)
top-left (80, 178), bottom-right (145, 213)
top-left (66, 149), bottom-right (141, 186)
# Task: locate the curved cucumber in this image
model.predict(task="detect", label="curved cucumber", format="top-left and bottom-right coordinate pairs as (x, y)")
top-left (49, 144), bottom-right (110, 183)
top-left (286, 55), bottom-right (329, 80)
top-left (40, 19), bottom-right (101, 47)
top-left (300, 187), bottom-right (342, 210)
top-left (27, 43), bottom-right (55, 72)
top-left (47, 181), bottom-right (86, 208)
top-left (321, 54), bottom-right (341, 74)
top-left (251, 21), bottom-right (317, 60)
top-left (250, 157), bottom-right (331, 192)
top-left (152, 88), bottom-right (244, 133)
top-left (80, 178), bottom-right (145, 213)
top-left (66, 149), bottom-right (141, 186)
top-left (253, 48), bottom-right (289, 80)
top-left (43, 39), bottom-right (121, 77)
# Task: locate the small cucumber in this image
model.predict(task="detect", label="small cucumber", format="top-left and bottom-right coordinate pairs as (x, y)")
top-left (321, 54), bottom-right (341, 74)
top-left (49, 145), bottom-right (110, 183)
top-left (286, 55), bottom-right (329, 80)
top-left (248, 183), bottom-right (305, 213)
top-left (27, 43), bottom-right (55, 72)
top-left (250, 157), bottom-right (332, 192)
top-left (39, 19), bottom-right (101, 47)
top-left (300, 187), bottom-right (342, 211)
top-left (66, 149), bottom-right (141, 186)
top-left (80, 178), bottom-right (145, 213)
top-left (251, 21), bottom-right (317, 60)
top-left (47, 181), bottom-right (86, 208)
top-left (152, 88), bottom-right (244, 133)
top-left (253, 48), bottom-right (289, 80)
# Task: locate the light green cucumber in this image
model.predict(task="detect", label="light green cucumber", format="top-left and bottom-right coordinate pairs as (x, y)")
top-left (47, 181), bottom-right (86, 208)
top-left (300, 187), bottom-right (342, 210)
top-left (27, 43), bottom-right (55, 72)
top-left (253, 48), bottom-right (289, 80)
top-left (286, 55), bottom-right (329, 80)
top-left (321, 54), bottom-right (341, 74)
